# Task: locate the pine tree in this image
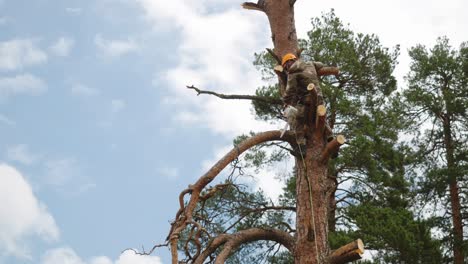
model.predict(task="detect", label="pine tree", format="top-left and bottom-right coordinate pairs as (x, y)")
top-left (404, 37), bottom-right (468, 263)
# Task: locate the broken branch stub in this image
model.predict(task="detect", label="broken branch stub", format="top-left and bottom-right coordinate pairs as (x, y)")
top-left (320, 135), bottom-right (346, 163)
top-left (328, 239), bottom-right (364, 264)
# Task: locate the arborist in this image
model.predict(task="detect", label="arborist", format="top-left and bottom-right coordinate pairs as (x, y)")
top-left (282, 53), bottom-right (324, 106)
top-left (280, 53), bottom-right (335, 157)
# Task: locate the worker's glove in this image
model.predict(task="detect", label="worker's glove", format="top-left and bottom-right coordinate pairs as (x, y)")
top-left (280, 105), bottom-right (298, 138)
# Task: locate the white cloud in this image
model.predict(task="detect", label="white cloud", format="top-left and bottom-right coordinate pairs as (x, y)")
top-left (137, 0), bottom-right (468, 137)
top-left (137, 0), bottom-right (276, 138)
top-left (65, 7), bottom-right (82, 15)
top-left (0, 74), bottom-right (47, 100)
top-left (0, 39), bottom-right (47, 71)
top-left (0, 164), bottom-right (59, 258)
top-left (41, 248), bottom-right (162, 264)
top-left (0, 113), bottom-right (15, 126)
top-left (137, 0), bottom-right (468, 202)
top-left (115, 250), bottom-right (162, 264)
top-left (71, 84), bottom-right (100, 96)
top-left (157, 167), bottom-right (179, 180)
top-left (174, 111), bottom-right (201, 124)
top-left (293, 0), bottom-right (468, 83)
top-left (94, 34), bottom-right (139, 58)
top-left (90, 256), bottom-right (113, 264)
top-left (50, 37), bottom-right (74, 57)
top-left (6, 144), bottom-right (39, 165)
top-left (42, 247), bottom-right (86, 264)
top-left (111, 99), bottom-right (126, 113)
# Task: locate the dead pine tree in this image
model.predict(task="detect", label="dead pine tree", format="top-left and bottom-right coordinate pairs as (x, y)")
top-left (142, 1), bottom-right (365, 263)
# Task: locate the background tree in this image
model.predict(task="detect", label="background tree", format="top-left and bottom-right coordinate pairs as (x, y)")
top-left (404, 37), bottom-right (468, 263)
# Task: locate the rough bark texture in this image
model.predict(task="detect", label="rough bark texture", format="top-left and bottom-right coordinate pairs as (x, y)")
top-left (295, 138), bottom-right (330, 263)
top-left (263, 0), bottom-right (299, 96)
top-left (443, 116), bottom-right (464, 264)
top-left (263, 0), bottom-right (298, 62)
top-left (246, 1), bottom-right (338, 263)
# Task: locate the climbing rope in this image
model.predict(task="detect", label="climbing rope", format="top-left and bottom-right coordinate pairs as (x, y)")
top-left (295, 132), bottom-right (320, 264)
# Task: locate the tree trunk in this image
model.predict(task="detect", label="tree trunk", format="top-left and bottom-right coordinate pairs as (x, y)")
top-left (264, 1), bottom-right (331, 262)
top-left (263, 0), bottom-right (299, 59)
top-left (295, 136), bottom-right (330, 263)
top-left (442, 115), bottom-right (464, 264)
top-left (243, 1), bottom-right (353, 263)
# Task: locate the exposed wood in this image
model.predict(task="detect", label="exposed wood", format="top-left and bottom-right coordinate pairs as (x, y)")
top-left (186, 85), bottom-right (283, 105)
top-left (320, 135), bottom-right (345, 163)
top-left (316, 105), bottom-right (326, 131)
top-left (328, 239), bottom-right (364, 264)
top-left (303, 84), bottom-right (318, 134)
top-left (274, 65), bottom-right (284, 73)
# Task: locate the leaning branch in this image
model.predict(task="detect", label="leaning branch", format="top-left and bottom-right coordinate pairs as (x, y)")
top-left (194, 228), bottom-right (295, 264)
top-left (168, 130), bottom-right (295, 263)
top-left (186, 85), bottom-right (283, 105)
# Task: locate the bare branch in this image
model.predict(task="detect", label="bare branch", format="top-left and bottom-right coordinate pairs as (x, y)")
top-left (197, 228), bottom-right (296, 264)
top-left (122, 242), bottom-right (169, 256)
top-left (168, 130), bottom-right (295, 263)
top-left (186, 85), bottom-right (282, 105)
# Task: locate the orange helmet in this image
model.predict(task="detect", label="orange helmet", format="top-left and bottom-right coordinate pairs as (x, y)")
top-left (281, 53), bottom-right (297, 66)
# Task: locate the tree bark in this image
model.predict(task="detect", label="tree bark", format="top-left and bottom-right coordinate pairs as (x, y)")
top-left (245, 1), bottom-right (333, 263)
top-left (442, 115), bottom-right (464, 264)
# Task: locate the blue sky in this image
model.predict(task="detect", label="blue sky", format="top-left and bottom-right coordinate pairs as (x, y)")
top-left (0, 0), bottom-right (467, 263)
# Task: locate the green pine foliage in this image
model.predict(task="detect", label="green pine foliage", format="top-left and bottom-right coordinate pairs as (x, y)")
top-left (404, 37), bottom-right (468, 262)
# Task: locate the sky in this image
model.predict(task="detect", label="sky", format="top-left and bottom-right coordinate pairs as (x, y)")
top-left (0, 0), bottom-right (467, 263)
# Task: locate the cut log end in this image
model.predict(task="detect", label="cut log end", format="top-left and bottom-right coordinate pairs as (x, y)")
top-left (317, 105), bottom-right (326, 116)
top-left (274, 65), bottom-right (284, 73)
top-left (315, 105), bottom-right (327, 132)
top-left (336, 134), bottom-right (346, 145)
top-left (356, 238), bottom-right (364, 254)
top-left (328, 239), bottom-right (365, 264)
top-left (307, 83), bottom-right (315, 91)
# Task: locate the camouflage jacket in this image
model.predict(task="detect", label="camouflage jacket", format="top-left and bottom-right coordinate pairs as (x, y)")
top-left (283, 59), bottom-right (323, 106)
